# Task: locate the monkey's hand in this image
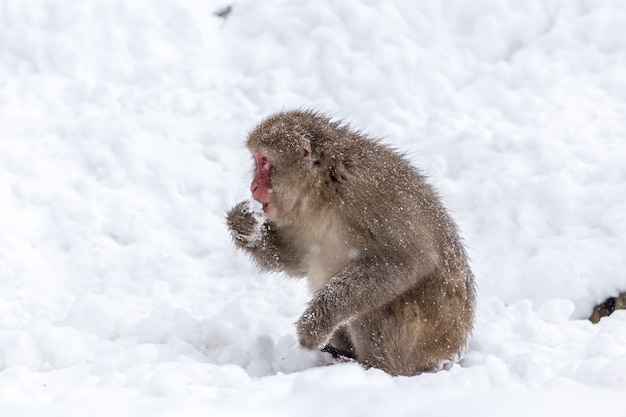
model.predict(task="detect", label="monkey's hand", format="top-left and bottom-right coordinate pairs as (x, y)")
top-left (226, 200), bottom-right (266, 247)
top-left (296, 303), bottom-right (335, 350)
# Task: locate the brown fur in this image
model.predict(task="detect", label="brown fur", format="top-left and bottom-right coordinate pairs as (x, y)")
top-left (226, 110), bottom-right (476, 376)
top-left (589, 292), bottom-right (626, 323)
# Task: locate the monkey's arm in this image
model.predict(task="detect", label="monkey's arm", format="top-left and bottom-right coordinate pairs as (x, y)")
top-left (296, 260), bottom-right (430, 350)
top-left (226, 201), bottom-right (306, 274)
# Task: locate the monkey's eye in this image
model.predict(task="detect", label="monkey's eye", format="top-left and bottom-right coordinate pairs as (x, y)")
top-left (254, 151), bottom-right (271, 171)
top-left (258, 156), bottom-right (272, 172)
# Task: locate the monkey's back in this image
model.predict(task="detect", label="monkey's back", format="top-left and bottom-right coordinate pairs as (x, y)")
top-left (327, 128), bottom-right (477, 369)
top-left (329, 133), bottom-right (467, 269)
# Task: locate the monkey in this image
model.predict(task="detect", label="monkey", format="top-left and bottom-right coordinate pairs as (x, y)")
top-left (226, 110), bottom-right (476, 376)
top-left (589, 292), bottom-right (626, 323)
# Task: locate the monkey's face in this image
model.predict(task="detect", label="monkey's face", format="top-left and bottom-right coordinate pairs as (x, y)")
top-left (249, 144), bottom-right (323, 225)
top-left (246, 112), bottom-right (333, 223)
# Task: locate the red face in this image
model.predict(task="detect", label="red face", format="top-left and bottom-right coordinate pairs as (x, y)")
top-left (251, 150), bottom-right (275, 216)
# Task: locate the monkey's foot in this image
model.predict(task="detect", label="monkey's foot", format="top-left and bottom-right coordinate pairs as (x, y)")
top-left (321, 344), bottom-right (356, 361)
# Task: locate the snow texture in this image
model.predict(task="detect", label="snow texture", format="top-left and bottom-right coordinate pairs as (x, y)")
top-left (1, 0), bottom-right (625, 415)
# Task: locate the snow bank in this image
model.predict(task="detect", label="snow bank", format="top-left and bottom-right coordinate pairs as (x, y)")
top-left (1, 0), bottom-right (625, 415)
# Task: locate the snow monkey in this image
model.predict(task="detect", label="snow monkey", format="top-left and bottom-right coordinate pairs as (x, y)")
top-left (226, 110), bottom-right (476, 376)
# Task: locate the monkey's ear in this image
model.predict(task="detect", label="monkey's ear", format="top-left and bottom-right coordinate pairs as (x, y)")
top-left (301, 139), bottom-right (318, 162)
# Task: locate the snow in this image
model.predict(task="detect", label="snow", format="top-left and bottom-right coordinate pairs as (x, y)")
top-left (1, 0), bottom-right (625, 415)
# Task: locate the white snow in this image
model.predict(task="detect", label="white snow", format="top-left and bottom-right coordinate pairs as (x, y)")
top-left (1, 0), bottom-right (625, 415)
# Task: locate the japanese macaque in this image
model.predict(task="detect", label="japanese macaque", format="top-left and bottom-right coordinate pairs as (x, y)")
top-left (226, 110), bottom-right (476, 376)
top-left (589, 292), bottom-right (626, 323)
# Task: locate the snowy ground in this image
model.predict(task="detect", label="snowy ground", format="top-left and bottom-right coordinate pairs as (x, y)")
top-left (1, 0), bottom-right (626, 415)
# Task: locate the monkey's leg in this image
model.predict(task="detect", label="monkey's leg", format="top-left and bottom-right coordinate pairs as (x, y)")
top-left (348, 302), bottom-right (437, 376)
top-left (348, 283), bottom-right (468, 376)
top-left (297, 261), bottom-right (435, 351)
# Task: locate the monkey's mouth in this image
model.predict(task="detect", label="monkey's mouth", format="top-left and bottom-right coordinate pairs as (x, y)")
top-left (261, 202), bottom-right (275, 216)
